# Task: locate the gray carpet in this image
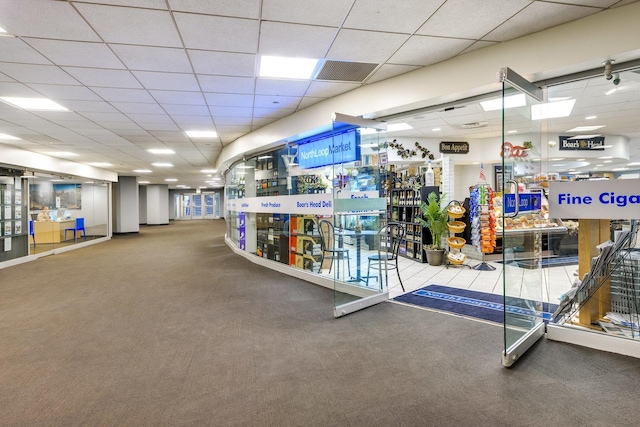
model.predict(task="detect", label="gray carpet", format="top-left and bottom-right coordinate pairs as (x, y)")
top-left (1, 220), bottom-right (639, 426)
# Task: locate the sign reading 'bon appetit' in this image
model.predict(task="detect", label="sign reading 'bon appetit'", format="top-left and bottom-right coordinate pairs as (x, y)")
top-left (559, 136), bottom-right (605, 151)
top-left (439, 141), bottom-right (469, 154)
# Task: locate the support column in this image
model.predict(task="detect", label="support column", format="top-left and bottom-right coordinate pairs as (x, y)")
top-left (114, 176), bottom-right (140, 233)
top-left (146, 184), bottom-right (169, 225)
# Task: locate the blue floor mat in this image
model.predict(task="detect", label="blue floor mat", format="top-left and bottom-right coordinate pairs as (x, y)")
top-left (393, 284), bottom-right (558, 324)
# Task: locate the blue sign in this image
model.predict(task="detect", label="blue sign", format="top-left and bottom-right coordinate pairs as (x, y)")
top-left (297, 129), bottom-right (360, 169)
top-left (503, 193), bottom-right (542, 214)
top-left (238, 212), bottom-right (246, 251)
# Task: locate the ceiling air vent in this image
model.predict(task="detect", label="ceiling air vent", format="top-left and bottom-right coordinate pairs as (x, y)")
top-left (452, 121), bottom-right (488, 130)
top-left (315, 60), bottom-right (378, 82)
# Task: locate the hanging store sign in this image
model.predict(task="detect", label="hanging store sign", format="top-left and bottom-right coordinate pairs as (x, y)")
top-left (503, 192), bottom-right (542, 214)
top-left (297, 129), bottom-right (360, 169)
top-left (439, 141), bottom-right (469, 154)
top-left (227, 193), bottom-right (333, 215)
top-left (558, 135), bottom-right (605, 151)
top-left (548, 179), bottom-right (640, 219)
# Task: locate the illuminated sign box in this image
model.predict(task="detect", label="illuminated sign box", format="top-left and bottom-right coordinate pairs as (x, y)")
top-left (297, 129), bottom-right (360, 169)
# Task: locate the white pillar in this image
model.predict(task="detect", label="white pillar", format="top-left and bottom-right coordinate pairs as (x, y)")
top-left (146, 184), bottom-right (169, 225)
top-left (114, 176), bottom-right (140, 233)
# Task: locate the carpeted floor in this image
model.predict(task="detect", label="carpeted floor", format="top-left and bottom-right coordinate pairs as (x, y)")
top-left (1, 220), bottom-right (640, 426)
top-left (393, 284), bottom-right (558, 324)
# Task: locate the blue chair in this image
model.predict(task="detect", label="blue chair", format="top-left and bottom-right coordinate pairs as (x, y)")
top-left (64, 218), bottom-right (86, 242)
top-left (29, 220), bottom-right (36, 247)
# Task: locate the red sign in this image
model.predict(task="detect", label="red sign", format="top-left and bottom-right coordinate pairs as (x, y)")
top-left (500, 142), bottom-right (528, 159)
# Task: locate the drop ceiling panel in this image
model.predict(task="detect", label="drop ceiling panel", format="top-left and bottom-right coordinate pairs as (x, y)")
top-left (259, 22), bottom-right (338, 57)
top-left (327, 29), bottom-right (409, 63)
top-left (80, 112), bottom-right (135, 123)
top-left (26, 84), bottom-right (101, 102)
top-left (63, 67), bottom-right (142, 88)
top-left (110, 45), bottom-right (193, 73)
top-left (132, 122), bottom-right (180, 131)
top-left (61, 101), bottom-right (120, 113)
top-left (343, 0), bottom-right (442, 34)
top-left (197, 75), bottom-right (255, 94)
top-left (483, 3), bottom-right (599, 42)
top-left (204, 93), bottom-right (254, 108)
top-left (167, 0), bottom-right (261, 19)
top-left (111, 102), bottom-right (166, 114)
top-left (91, 88), bottom-right (156, 103)
top-left (0, 38), bottom-right (53, 64)
top-left (131, 71), bottom-right (200, 91)
top-left (77, 0), bottom-right (168, 9)
top-left (126, 113), bottom-right (172, 123)
top-left (213, 117), bottom-right (253, 126)
top-left (74, 3), bottom-right (183, 47)
top-left (416, 0), bottom-right (530, 39)
top-left (0, 64), bottom-right (80, 85)
top-left (149, 90), bottom-right (206, 105)
top-left (255, 79), bottom-right (311, 97)
top-left (24, 39), bottom-right (126, 69)
top-left (254, 95), bottom-right (301, 109)
top-left (366, 64), bottom-right (420, 84)
top-left (253, 107), bottom-right (295, 120)
top-left (162, 104), bottom-right (211, 116)
top-left (305, 81), bottom-right (360, 98)
top-left (388, 36), bottom-right (474, 66)
top-left (171, 116), bottom-right (214, 126)
top-left (208, 106), bottom-right (253, 118)
top-left (262, 0), bottom-right (352, 26)
top-left (0, 0), bottom-right (101, 41)
top-left (173, 13), bottom-right (259, 53)
top-left (188, 50), bottom-right (256, 77)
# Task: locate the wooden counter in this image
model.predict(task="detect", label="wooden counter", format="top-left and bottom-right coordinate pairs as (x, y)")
top-left (33, 220), bottom-right (75, 244)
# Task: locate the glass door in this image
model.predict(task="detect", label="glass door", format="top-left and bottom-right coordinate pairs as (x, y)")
top-left (499, 68), bottom-right (546, 366)
top-left (176, 194), bottom-right (204, 220)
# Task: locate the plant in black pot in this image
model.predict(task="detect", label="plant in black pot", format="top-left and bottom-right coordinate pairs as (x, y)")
top-left (417, 191), bottom-right (448, 266)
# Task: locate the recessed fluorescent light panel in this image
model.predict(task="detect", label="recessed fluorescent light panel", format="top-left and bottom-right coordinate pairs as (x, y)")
top-left (88, 162), bottom-right (113, 167)
top-left (185, 130), bottom-right (217, 138)
top-left (0, 133), bottom-right (20, 140)
top-left (0, 26), bottom-right (6, 33)
top-left (46, 151), bottom-right (78, 157)
top-left (147, 148), bottom-right (175, 154)
top-left (133, 169), bottom-right (152, 173)
top-left (151, 163), bottom-right (173, 167)
top-left (566, 125), bottom-right (605, 132)
top-left (568, 135), bottom-right (601, 139)
top-left (0, 97), bottom-right (68, 111)
top-left (259, 56), bottom-right (319, 79)
top-left (480, 93), bottom-right (526, 112)
top-left (531, 99), bottom-right (576, 120)
top-left (139, 181), bottom-right (150, 184)
top-left (164, 178), bottom-right (178, 182)
top-left (387, 123), bottom-right (413, 132)
top-left (201, 169), bottom-right (217, 173)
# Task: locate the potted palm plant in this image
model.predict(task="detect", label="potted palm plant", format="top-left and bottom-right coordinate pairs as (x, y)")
top-left (417, 191), bottom-right (448, 265)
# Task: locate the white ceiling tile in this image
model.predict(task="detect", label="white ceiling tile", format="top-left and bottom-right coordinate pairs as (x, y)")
top-left (459, 41), bottom-right (498, 55)
top-left (262, 0), bottom-right (353, 26)
top-left (254, 95), bottom-right (301, 109)
top-left (213, 117), bottom-right (253, 126)
top-left (174, 13), bottom-right (259, 53)
top-left (131, 122), bottom-right (181, 131)
top-left (91, 88), bottom-right (156, 103)
top-left (161, 104), bottom-right (211, 116)
top-left (168, 0), bottom-right (261, 18)
top-left (297, 97), bottom-right (324, 110)
top-left (148, 90), bottom-right (206, 105)
top-left (61, 101), bottom-right (120, 113)
top-left (0, 64), bottom-right (80, 85)
top-left (197, 75), bottom-right (255, 94)
top-left (365, 64), bottom-right (420, 84)
top-left (24, 39), bottom-right (126, 69)
top-left (111, 102), bottom-right (166, 114)
top-left (253, 107), bottom-right (295, 119)
top-left (343, 0), bottom-right (443, 34)
top-left (27, 85), bottom-right (102, 101)
top-left (188, 50), bottom-right (256, 77)
top-left (79, 112), bottom-right (135, 122)
top-left (204, 93), bottom-right (254, 108)
top-left (215, 125), bottom-right (252, 134)
top-left (94, 121), bottom-right (143, 131)
top-left (172, 116), bottom-right (214, 126)
top-left (255, 79), bottom-right (311, 97)
top-left (484, 3), bottom-right (599, 42)
top-left (131, 71), bottom-right (200, 91)
top-left (306, 81), bottom-right (361, 98)
top-left (388, 36), bottom-right (474, 66)
top-left (0, 38), bottom-right (52, 65)
top-left (126, 113), bottom-right (173, 123)
top-left (259, 22), bottom-right (338, 57)
top-left (0, 72), bottom-right (13, 82)
top-left (76, 0), bottom-right (168, 8)
top-left (209, 106), bottom-right (253, 117)
top-left (74, 3), bottom-right (182, 47)
top-left (416, 0), bottom-right (530, 39)
top-left (110, 45), bottom-right (193, 73)
top-left (0, 0), bottom-right (101, 41)
top-left (327, 29), bottom-right (409, 63)
top-left (63, 67), bottom-right (142, 88)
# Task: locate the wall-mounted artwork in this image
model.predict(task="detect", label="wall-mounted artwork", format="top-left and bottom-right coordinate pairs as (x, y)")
top-left (53, 184), bottom-right (81, 209)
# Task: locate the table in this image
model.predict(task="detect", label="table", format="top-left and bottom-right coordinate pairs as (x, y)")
top-left (33, 219), bottom-right (75, 244)
top-left (336, 229), bottom-right (378, 284)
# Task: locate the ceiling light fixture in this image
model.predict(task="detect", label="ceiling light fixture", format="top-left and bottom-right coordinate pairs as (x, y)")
top-left (147, 148), bottom-right (175, 154)
top-left (164, 178), bottom-right (178, 182)
top-left (567, 125), bottom-right (605, 132)
top-left (531, 99), bottom-right (575, 120)
top-left (133, 169), bottom-right (152, 173)
top-left (88, 162), bottom-right (113, 167)
top-left (46, 151), bottom-right (78, 157)
top-left (185, 130), bottom-right (217, 138)
top-left (0, 133), bottom-right (20, 140)
top-left (432, 128), bottom-right (441, 131)
top-left (568, 134), bottom-right (602, 139)
top-left (480, 93), bottom-right (526, 112)
top-left (151, 162), bottom-right (173, 167)
top-left (387, 123), bottom-right (413, 132)
top-left (0, 97), bottom-right (68, 111)
top-left (139, 181), bottom-right (150, 184)
top-left (259, 55), bottom-right (319, 79)
top-left (201, 169), bottom-right (217, 173)
top-left (585, 115), bottom-right (597, 120)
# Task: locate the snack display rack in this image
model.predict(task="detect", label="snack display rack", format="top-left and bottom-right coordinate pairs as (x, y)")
top-left (470, 183), bottom-right (496, 271)
top-left (445, 200), bottom-right (472, 269)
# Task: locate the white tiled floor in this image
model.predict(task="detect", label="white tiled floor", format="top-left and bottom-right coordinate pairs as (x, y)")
top-left (326, 247), bottom-right (578, 305)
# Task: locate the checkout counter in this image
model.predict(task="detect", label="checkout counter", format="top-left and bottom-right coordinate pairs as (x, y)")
top-left (33, 219), bottom-right (76, 243)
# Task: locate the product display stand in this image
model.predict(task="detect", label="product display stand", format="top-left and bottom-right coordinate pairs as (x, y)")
top-left (470, 183), bottom-right (496, 271)
top-left (444, 200), bottom-right (472, 269)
